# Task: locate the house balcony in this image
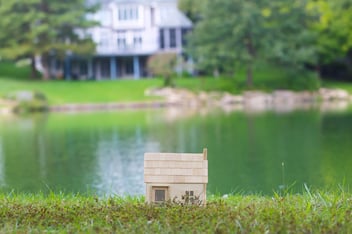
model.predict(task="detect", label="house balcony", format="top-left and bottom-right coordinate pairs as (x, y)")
top-left (96, 43), bottom-right (160, 56)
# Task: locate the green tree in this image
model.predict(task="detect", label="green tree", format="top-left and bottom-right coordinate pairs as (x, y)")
top-left (189, 0), bottom-right (318, 86)
top-left (308, 0), bottom-right (352, 62)
top-left (178, 0), bottom-right (204, 23)
top-left (147, 52), bottom-right (177, 87)
top-left (0, 0), bottom-right (98, 79)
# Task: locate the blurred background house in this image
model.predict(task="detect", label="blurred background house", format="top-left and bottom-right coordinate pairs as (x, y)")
top-left (61, 0), bottom-right (192, 80)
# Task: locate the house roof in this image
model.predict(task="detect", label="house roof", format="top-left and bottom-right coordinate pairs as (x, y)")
top-left (96, 0), bottom-right (192, 28)
top-left (158, 6), bottom-right (192, 28)
top-left (144, 152), bottom-right (208, 184)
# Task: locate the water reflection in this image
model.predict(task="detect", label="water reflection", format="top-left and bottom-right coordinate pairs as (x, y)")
top-left (0, 104), bottom-right (351, 196)
top-left (93, 127), bottom-right (160, 195)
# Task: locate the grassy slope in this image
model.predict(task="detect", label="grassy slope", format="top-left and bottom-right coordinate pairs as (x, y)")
top-left (1, 77), bottom-right (155, 105)
top-left (0, 61), bottom-right (351, 105)
top-left (0, 78), bottom-right (163, 105)
top-left (0, 192), bottom-right (351, 233)
top-left (0, 62), bottom-right (164, 105)
top-left (322, 80), bottom-right (352, 93)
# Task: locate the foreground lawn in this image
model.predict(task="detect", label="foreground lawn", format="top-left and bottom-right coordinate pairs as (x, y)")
top-left (0, 192), bottom-right (351, 233)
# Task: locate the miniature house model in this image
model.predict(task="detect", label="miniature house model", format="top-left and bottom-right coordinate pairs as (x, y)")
top-left (144, 149), bottom-right (208, 204)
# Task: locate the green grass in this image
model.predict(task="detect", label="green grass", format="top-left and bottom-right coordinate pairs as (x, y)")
top-left (1, 61), bottom-right (351, 106)
top-left (322, 80), bottom-right (352, 94)
top-left (0, 62), bottom-right (164, 105)
top-left (175, 62), bottom-right (322, 93)
top-left (0, 61), bottom-right (32, 81)
top-left (0, 78), bottom-right (164, 105)
top-left (0, 191), bottom-right (351, 233)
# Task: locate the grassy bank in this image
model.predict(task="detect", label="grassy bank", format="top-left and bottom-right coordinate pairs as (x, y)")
top-left (0, 78), bottom-right (165, 105)
top-left (1, 61), bottom-right (351, 105)
top-left (0, 191), bottom-right (351, 233)
top-left (322, 80), bottom-right (352, 94)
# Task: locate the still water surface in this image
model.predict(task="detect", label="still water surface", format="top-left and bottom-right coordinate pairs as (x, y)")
top-left (0, 107), bottom-right (351, 196)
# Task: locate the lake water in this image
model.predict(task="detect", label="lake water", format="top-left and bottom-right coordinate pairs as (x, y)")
top-left (0, 105), bottom-right (351, 196)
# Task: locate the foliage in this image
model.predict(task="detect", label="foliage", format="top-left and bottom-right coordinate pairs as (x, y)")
top-left (0, 192), bottom-right (351, 233)
top-left (0, 61), bottom-right (32, 80)
top-left (0, 0), bottom-right (98, 79)
top-left (176, 62), bottom-right (321, 92)
top-left (308, 0), bottom-right (352, 62)
top-left (147, 52), bottom-right (178, 87)
top-left (178, 0), bottom-right (204, 23)
top-left (4, 91), bottom-right (48, 113)
top-left (188, 0), bottom-right (319, 86)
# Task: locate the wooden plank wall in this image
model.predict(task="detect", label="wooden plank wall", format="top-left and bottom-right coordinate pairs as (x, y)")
top-left (144, 151), bottom-right (208, 184)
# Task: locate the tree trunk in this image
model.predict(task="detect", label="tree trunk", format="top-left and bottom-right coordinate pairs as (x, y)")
top-left (246, 63), bottom-right (253, 87)
top-left (213, 68), bottom-right (219, 78)
top-left (41, 57), bottom-right (50, 80)
top-left (245, 34), bottom-right (255, 87)
top-left (315, 65), bottom-right (321, 78)
top-left (30, 56), bottom-right (37, 79)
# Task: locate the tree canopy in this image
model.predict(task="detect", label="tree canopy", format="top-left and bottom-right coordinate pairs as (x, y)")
top-left (187, 0), bottom-right (319, 86)
top-left (178, 0), bottom-right (204, 23)
top-left (0, 0), bottom-right (98, 78)
top-left (308, 0), bottom-right (352, 63)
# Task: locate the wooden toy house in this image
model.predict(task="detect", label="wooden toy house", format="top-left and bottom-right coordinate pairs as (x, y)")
top-left (144, 148), bottom-right (208, 205)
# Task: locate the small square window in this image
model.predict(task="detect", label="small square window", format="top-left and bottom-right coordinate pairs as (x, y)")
top-left (185, 190), bottom-right (194, 196)
top-left (152, 187), bottom-right (168, 203)
top-left (155, 190), bottom-right (165, 202)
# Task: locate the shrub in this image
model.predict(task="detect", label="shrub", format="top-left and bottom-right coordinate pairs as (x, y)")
top-left (147, 52), bottom-right (178, 87)
top-left (5, 91), bottom-right (48, 114)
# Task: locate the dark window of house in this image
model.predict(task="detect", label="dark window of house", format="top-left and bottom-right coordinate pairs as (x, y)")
top-left (118, 6), bottom-right (138, 21)
top-left (159, 29), bottom-right (165, 49)
top-left (185, 190), bottom-right (194, 197)
top-left (123, 9), bottom-right (127, 20)
top-left (101, 59), bottom-right (110, 78)
top-left (182, 28), bottom-right (190, 47)
top-left (125, 58), bottom-right (134, 75)
top-left (133, 37), bottom-right (142, 48)
top-left (150, 7), bottom-right (155, 26)
top-left (118, 9), bottom-right (122, 20)
top-left (79, 61), bottom-right (88, 76)
top-left (170, 28), bottom-right (176, 48)
top-left (117, 38), bottom-right (126, 49)
top-left (155, 190), bottom-right (166, 202)
top-left (130, 8), bottom-right (134, 19)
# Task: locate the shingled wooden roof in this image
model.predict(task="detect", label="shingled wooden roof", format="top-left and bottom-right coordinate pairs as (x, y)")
top-left (144, 149), bottom-right (208, 184)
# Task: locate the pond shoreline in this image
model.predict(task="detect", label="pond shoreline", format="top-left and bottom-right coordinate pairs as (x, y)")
top-left (49, 87), bottom-right (352, 113)
top-left (49, 100), bottom-right (177, 112)
top-left (1, 88), bottom-right (352, 114)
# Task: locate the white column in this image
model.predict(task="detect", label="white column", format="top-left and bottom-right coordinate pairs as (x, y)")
top-left (133, 56), bottom-right (140, 79)
top-left (110, 57), bottom-right (117, 80)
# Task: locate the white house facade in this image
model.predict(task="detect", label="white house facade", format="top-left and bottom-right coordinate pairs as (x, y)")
top-left (63, 0), bottom-right (192, 80)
